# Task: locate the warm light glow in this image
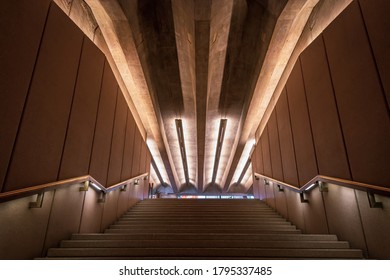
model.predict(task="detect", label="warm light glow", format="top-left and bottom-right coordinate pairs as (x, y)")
top-left (231, 139), bottom-right (256, 185)
top-left (146, 138), bottom-right (169, 184)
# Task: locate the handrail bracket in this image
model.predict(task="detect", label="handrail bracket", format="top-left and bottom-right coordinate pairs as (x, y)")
top-left (318, 181), bottom-right (328, 192)
top-left (120, 184), bottom-right (128, 192)
top-left (98, 192), bottom-right (106, 203)
top-left (367, 191), bottom-right (383, 208)
top-left (79, 181), bottom-right (90, 192)
top-left (29, 192), bottom-right (45, 208)
top-left (300, 192), bottom-right (309, 203)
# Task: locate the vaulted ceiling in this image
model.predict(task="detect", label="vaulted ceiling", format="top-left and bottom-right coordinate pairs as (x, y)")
top-left (54, 0), bottom-right (352, 194)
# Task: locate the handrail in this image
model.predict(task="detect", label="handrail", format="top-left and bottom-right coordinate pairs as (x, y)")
top-left (254, 173), bottom-right (390, 195)
top-left (0, 173), bottom-right (149, 204)
top-left (254, 173), bottom-right (389, 208)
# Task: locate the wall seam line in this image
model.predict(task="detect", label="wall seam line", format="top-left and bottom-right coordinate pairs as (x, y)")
top-left (285, 86), bottom-right (306, 233)
top-left (353, 189), bottom-right (370, 258)
top-left (321, 35), bottom-right (354, 181)
top-left (57, 36), bottom-right (85, 180)
top-left (298, 57), bottom-right (319, 175)
top-left (1, 2), bottom-right (52, 192)
top-left (357, 0), bottom-right (390, 115)
top-left (275, 108), bottom-right (289, 220)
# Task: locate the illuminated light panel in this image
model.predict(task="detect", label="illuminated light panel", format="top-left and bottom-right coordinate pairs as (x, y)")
top-left (175, 119), bottom-right (190, 186)
top-left (211, 119), bottom-right (227, 183)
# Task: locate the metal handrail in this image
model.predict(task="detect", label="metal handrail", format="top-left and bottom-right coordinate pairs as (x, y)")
top-left (254, 173), bottom-right (389, 208)
top-left (0, 173), bottom-right (149, 203)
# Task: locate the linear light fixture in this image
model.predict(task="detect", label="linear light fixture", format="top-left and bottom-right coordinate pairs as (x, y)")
top-left (175, 119), bottom-right (190, 186)
top-left (211, 119), bottom-right (227, 183)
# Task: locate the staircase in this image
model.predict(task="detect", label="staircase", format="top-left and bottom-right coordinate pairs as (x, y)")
top-left (45, 199), bottom-right (363, 259)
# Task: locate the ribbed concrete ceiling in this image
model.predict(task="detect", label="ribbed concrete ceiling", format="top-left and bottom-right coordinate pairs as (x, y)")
top-left (54, 0), bottom-right (351, 194)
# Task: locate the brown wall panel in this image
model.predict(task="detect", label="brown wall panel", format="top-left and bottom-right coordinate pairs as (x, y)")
top-left (89, 63), bottom-right (118, 186)
top-left (300, 37), bottom-right (351, 180)
top-left (267, 111), bottom-right (284, 181)
top-left (43, 184), bottom-right (85, 253)
top-left (275, 89), bottom-right (299, 186)
top-left (255, 143), bottom-right (264, 174)
top-left (59, 39), bottom-right (105, 179)
top-left (139, 142), bottom-right (147, 174)
top-left (323, 184), bottom-right (367, 254)
top-left (100, 190), bottom-right (120, 231)
top-left (131, 130), bottom-right (142, 177)
top-left (286, 61), bottom-right (318, 185)
top-left (4, 4), bottom-right (84, 191)
top-left (79, 189), bottom-right (104, 233)
top-left (284, 188), bottom-right (305, 231)
top-left (301, 188), bottom-right (328, 234)
top-left (107, 91), bottom-right (128, 186)
top-left (359, 0), bottom-right (390, 108)
top-left (0, 190), bottom-right (54, 259)
top-left (121, 112), bottom-right (136, 180)
top-left (145, 149), bottom-right (152, 175)
top-left (260, 127), bottom-right (272, 177)
top-left (257, 177), bottom-right (266, 201)
top-left (251, 147), bottom-right (258, 175)
top-left (355, 190), bottom-right (390, 259)
top-left (0, 0), bottom-right (51, 191)
top-left (273, 186), bottom-right (288, 219)
top-left (128, 184), bottom-right (144, 208)
top-left (264, 183), bottom-right (276, 209)
top-left (252, 176), bottom-right (260, 199)
top-left (323, 1), bottom-right (390, 187)
top-left (117, 187), bottom-right (132, 218)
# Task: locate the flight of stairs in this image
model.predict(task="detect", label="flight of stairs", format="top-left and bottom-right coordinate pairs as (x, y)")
top-left (45, 199), bottom-right (363, 259)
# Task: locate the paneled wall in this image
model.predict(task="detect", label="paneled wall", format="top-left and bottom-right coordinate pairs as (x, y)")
top-left (0, 1), bottom-right (151, 193)
top-left (0, 180), bottom-right (146, 259)
top-left (252, 0), bottom-right (390, 259)
top-left (0, 0), bottom-right (153, 259)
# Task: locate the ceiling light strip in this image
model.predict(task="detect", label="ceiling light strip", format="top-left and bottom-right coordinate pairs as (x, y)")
top-left (175, 119), bottom-right (190, 185)
top-left (211, 119), bottom-right (227, 183)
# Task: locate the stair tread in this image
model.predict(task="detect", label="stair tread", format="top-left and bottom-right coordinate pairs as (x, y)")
top-left (44, 199), bottom-right (363, 260)
top-left (61, 240), bottom-right (350, 249)
top-left (47, 247), bottom-right (363, 258)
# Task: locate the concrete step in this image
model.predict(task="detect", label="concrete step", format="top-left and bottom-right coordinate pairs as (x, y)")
top-left (47, 247), bottom-right (363, 259)
top-left (122, 213), bottom-right (280, 217)
top-left (60, 239), bottom-right (350, 249)
top-left (117, 217), bottom-right (287, 222)
top-left (44, 199), bottom-right (363, 260)
top-left (109, 224), bottom-right (297, 230)
top-left (114, 220), bottom-right (291, 226)
top-left (71, 233), bottom-right (339, 241)
top-left (104, 228), bottom-right (302, 234)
